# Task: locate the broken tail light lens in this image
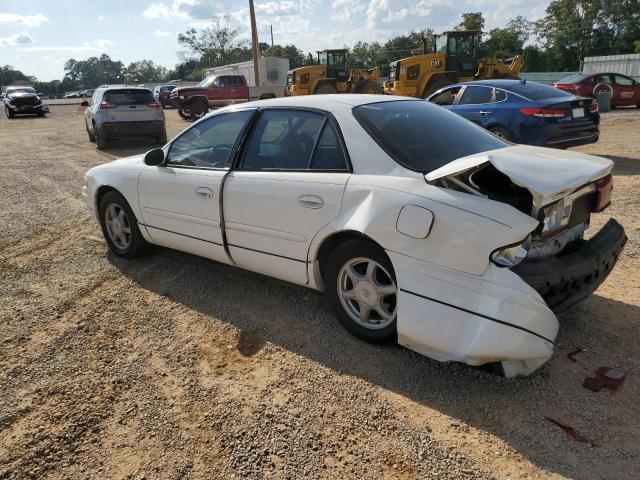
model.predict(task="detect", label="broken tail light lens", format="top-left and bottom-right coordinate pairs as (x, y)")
top-left (491, 237), bottom-right (530, 267)
top-left (588, 101), bottom-right (598, 112)
top-left (520, 108), bottom-right (566, 118)
top-left (594, 174), bottom-right (613, 212)
top-left (540, 197), bottom-right (573, 239)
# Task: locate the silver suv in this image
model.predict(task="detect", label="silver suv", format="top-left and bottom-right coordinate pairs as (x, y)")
top-left (82, 87), bottom-right (167, 150)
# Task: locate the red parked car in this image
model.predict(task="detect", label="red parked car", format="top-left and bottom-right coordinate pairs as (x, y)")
top-left (552, 73), bottom-right (640, 108)
top-left (169, 75), bottom-right (250, 120)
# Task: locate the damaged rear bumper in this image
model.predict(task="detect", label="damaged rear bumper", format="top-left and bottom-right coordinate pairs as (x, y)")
top-left (513, 219), bottom-right (626, 313)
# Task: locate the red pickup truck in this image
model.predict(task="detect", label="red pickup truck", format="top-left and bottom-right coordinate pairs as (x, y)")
top-left (170, 74), bottom-right (250, 120)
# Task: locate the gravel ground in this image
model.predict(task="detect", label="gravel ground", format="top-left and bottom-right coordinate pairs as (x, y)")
top-left (0, 105), bottom-right (638, 480)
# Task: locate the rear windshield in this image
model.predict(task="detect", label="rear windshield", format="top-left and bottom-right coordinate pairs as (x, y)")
top-left (160, 85), bottom-right (176, 92)
top-left (353, 100), bottom-right (507, 173)
top-left (508, 82), bottom-right (573, 100)
top-left (557, 74), bottom-right (587, 84)
top-left (103, 89), bottom-right (155, 105)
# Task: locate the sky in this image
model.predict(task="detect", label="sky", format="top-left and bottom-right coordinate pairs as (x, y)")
top-left (0, 0), bottom-right (551, 81)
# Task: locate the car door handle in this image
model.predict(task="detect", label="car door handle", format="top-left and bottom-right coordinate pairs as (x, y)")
top-left (297, 194), bottom-right (324, 209)
top-left (478, 110), bottom-right (492, 115)
top-left (196, 187), bottom-right (214, 199)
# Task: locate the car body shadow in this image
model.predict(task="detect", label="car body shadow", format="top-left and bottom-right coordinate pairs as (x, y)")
top-left (108, 245), bottom-right (640, 479)
top-left (100, 138), bottom-right (163, 157)
top-left (603, 155), bottom-right (640, 177)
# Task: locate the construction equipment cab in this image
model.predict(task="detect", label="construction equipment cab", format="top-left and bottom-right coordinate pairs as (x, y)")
top-left (384, 30), bottom-right (521, 98)
top-left (285, 49), bottom-right (381, 96)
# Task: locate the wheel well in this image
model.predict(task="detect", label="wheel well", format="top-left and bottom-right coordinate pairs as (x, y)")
top-left (95, 185), bottom-right (119, 211)
top-left (313, 79), bottom-right (337, 93)
top-left (316, 230), bottom-right (382, 278)
top-left (188, 96), bottom-right (208, 105)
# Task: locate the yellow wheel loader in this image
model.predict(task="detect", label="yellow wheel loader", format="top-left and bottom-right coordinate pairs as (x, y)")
top-left (383, 30), bottom-right (522, 98)
top-left (285, 49), bottom-right (382, 96)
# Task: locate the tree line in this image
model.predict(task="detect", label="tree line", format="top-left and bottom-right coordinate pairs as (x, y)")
top-left (2, 0), bottom-right (638, 94)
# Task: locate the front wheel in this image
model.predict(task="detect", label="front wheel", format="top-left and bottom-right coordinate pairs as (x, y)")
top-left (359, 80), bottom-right (382, 94)
top-left (189, 101), bottom-right (208, 121)
top-left (324, 241), bottom-right (398, 342)
top-left (5, 106), bottom-right (15, 119)
top-left (98, 191), bottom-right (147, 258)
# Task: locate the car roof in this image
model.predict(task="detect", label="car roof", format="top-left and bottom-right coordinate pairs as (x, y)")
top-left (227, 94), bottom-right (414, 112)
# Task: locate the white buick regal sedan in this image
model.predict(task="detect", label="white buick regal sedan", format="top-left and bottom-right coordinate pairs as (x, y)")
top-left (83, 95), bottom-right (626, 377)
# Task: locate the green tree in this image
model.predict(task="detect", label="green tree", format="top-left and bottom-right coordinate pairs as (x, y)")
top-left (123, 60), bottom-right (168, 84)
top-left (262, 44), bottom-right (305, 68)
top-left (0, 65), bottom-right (32, 85)
top-left (178, 15), bottom-right (252, 68)
top-left (457, 12), bottom-right (485, 32)
top-left (63, 54), bottom-right (124, 88)
top-left (484, 16), bottom-right (531, 58)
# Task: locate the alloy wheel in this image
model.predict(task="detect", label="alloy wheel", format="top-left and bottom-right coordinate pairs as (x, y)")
top-left (104, 203), bottom-right (131, 250)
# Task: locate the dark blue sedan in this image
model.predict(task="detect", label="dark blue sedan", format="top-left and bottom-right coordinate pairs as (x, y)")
top-left (426, 79), bottom-right (599, 148)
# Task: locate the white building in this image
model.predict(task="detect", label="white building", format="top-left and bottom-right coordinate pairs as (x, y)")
top-left (583, 53), bottom-right (640, 80)
top-left (204, 57), bottom-right (290, 87)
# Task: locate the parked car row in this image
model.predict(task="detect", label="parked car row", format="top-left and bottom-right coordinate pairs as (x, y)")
top-left (83, 94), bottom-right (626, 377)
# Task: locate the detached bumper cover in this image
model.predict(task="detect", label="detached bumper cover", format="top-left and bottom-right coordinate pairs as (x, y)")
top-left (514, 219), bottom-right (626, 313)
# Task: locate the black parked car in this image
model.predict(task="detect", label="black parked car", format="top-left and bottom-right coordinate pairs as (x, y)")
top-left (4, 86), bottom-right (50, 118)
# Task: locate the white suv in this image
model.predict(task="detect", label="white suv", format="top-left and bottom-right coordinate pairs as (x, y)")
top-left (82, 87), bottom-right (167, 150)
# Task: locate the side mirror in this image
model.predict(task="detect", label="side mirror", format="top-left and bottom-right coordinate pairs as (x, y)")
top-left (144, 148), bottom-right (165, 166)
top-left (80, 100), bottom-right (89, 107)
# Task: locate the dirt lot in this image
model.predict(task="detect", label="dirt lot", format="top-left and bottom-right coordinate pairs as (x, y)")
top-left (0, 105), bottom-right (639, 480)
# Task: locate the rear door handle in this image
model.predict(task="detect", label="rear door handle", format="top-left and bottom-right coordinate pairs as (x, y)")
top-left (196, 187), bottom-right (214, 199)
top-left (297, 194), bottom-right (324, 209)
top-left (478, 110), bottom-right (492, 115)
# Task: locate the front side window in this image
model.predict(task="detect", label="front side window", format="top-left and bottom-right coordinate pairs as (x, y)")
top-left (353, 100), bottom-right (507, 173)
top-left (428, 86), bottom-right (462, 105)
top-left (240, 109), bottom-right (347, 171)
top-left (597, 74), bottom-right (613, 84)
top-left (167, 111), bottom-right (253, 168)
top-left (457, 86), bottom-right (493, 105)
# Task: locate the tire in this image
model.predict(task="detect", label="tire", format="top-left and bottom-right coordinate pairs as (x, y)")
top-left (98, 191), bottom-right (148, 259)
top-left (489, 126), bottom-right (511, 141)
top-left (86, 122), bottom-right (96, 142)
top-left (422, 78), bottom-right (452, 99)
top-left (37, 112), bottom-right (45, 117)
top-left (156, 130), bottom-right (168, 145)
top-left (359, 80), bottom-right (382, 94)
top-left (95, 124), bottom-right (107, 150)
top-left (5, 106), bottom-right (15, 119)
top-left (324, 240), bottom-right (398, 343)
top-left (189, 101), bottom-right (208, 121)
top-left (178, 108), bottom-right (190, 120)
top-left (315, 83), bottom-right (338, 95)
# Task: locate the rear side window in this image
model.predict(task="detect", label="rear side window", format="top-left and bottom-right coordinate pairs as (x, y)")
top-left (457, 86), bottom-right (493, 105)
top-left (103, 89), bottom-right (155, 105)
top-left (508, 82), bottom-right (572, 100)
top-left (493, 89), bottom-right (507, 102)
top-left (240, 109), bottom-right (348, 171)
top-left (353, 100), bottom-right (507, 173)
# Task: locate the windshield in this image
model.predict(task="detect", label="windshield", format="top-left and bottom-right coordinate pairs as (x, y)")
top-left (198, 76), bottom-right (214, 88)
top-left (7, 87), bottom-right (36, 94)
top-left (557, 74), bottom-right (586, 84)
top-left (353, 100), bottom-right (507, 173)
top-left (509, 82), bottom-right (573, 100)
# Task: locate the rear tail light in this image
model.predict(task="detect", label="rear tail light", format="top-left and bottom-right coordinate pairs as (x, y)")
top-left (519, 107), bottom-right (565, 118)
top-left (147, 101), bottom-right (161, 108)
top-left (98, 101), bottom-right (116, 109)
top-left (594, 175), bottom-right (613, 212)
top-left (588, 102), bottom-right (598, 112)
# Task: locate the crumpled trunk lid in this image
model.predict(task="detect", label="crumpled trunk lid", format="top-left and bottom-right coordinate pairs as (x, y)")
top-left (425, 145), bottom-right (612, 205)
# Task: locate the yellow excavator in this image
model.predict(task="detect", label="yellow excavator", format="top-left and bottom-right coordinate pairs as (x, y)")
top-left (285, 49), bottom-right (382, 96)
top-left (384, 30), bottom-right (522, 98)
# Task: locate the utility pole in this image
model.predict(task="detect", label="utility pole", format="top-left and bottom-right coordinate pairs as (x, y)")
top-left (249, 0), bottom-right (260, 86)
top-left (270, 25), bottom-right (274, 48)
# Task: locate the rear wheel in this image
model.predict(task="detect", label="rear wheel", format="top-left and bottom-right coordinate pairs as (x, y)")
top-left (359, 80), bottom-right (382, 94)
top-left (324, 241), bottom-right (398, 343)
top-left (177, 108), bottom-right (190, 119)
top-left (95, 124), bottom-right (107, 150)
top-left (315, 83), bottom-right (338, 95)
top-left (98, 191), bottom-right (147, 259)
top-left (422, 78), bottom-right (451, 98)
top-left (189, 101), bottom-right (208, 121)
top-left (489, 126), bottom-right (511, 141)
top-left (86, 121), bottom-right (95, 142)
